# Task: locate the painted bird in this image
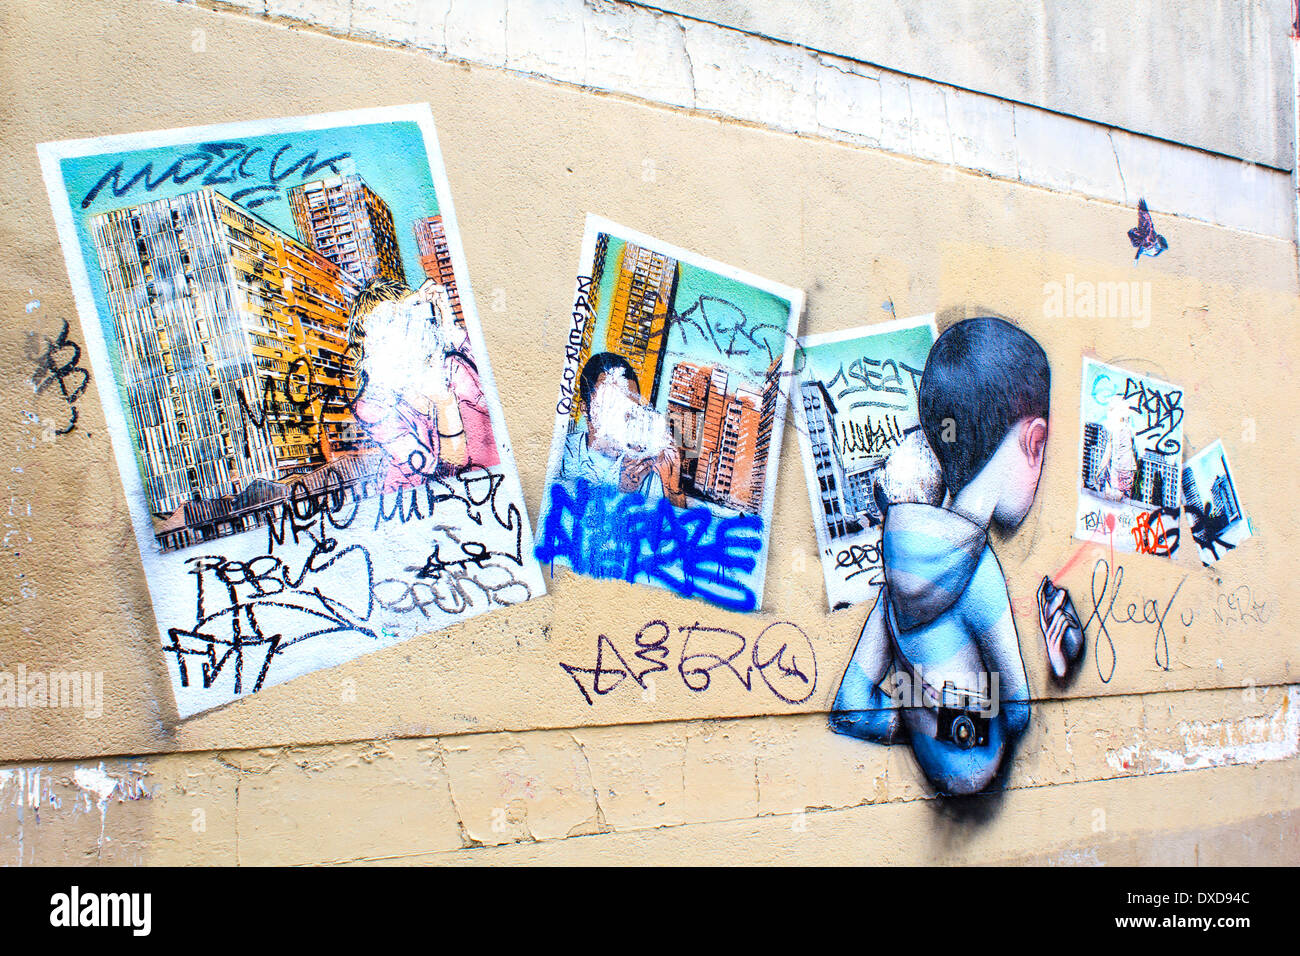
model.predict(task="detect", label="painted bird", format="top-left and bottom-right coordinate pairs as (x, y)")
top-left (1127, 198), bottom-right (1168, 262)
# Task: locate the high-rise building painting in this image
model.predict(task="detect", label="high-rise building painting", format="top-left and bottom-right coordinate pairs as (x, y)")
top-left (1075, 359), bottom-right (1185, 559)
top-left (90, 187), bottom-right (365, 535)
top-left (1210, 468), bottom-right (1240, 522)
top-left (665, 360), bottom-right (712, 492)
top-left (1082, 421), bottom-right (1107, 490)
top-left (709, 385), bottom-right (762, 510)
top-left (799, 380), bottom-right (860, 539)
top-left (666, 360), bottom-right (771, 514)
top-left (1136, 450), bottom-right (1180, 509)
top-left (413, 215), bottom-right (464, 327)
top-left (573, 237), bottom-right (678, 414)
top-left (46, 106), bottom-right (548, 714)
top-left (1182, 467), bottom-right (1202, 514)
top-left (747, 356), bottom-right (782, 513)
top-left (538, 217), bottom-right (804, 613)
top-left (288, 174), bottom-right (405, 287)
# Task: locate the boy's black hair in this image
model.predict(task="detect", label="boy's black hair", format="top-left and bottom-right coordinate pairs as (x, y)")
top-left (918, 317), bottom-right (1050, 496)
top-left (578, 352), bottom-right (638, 412)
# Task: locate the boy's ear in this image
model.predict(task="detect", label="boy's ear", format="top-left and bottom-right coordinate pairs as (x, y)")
top-left (1019, 417), bottom-right (1048, 470)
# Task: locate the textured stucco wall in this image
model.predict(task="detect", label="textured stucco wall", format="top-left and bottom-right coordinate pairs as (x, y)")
top-left (0, 0), bottom-right (1296, 865)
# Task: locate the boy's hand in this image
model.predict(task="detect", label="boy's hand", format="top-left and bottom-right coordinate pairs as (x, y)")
top-left (1038, 577), bottom-right (1082, 680)
top-left (1041, 603), bottom-right (1070, 679)
top-left (620, 455), bottom-right (656, 494)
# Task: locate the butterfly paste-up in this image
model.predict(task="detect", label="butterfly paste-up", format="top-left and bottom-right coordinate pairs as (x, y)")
top-left (1127, 198), bottom-right (1168, 261)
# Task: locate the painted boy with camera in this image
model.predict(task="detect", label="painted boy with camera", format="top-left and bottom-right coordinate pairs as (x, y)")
top-left (829, 317), bottom-right (1079, 794)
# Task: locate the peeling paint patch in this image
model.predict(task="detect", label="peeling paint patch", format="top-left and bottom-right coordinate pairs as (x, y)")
top-left (1148, 687), bottom-right (1298, 771)
top-left (1106, 687), bottom-right (1299, 774)
top-left (0, 767), bottom-right (63, 812)
top-left (1046, 846), bottom-right (1103, 867)
top-left (73, 765), bottom-right (120, 804)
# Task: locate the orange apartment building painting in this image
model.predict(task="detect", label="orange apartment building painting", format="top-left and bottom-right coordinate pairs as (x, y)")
top-left (413, 215), bottom-right (465, 328)
top-left (90, 187), bottom-right (369, 547)
top-left (666, 359), bottom-right (772, 514)
top-left (573, 236), bottom-right (679, 420)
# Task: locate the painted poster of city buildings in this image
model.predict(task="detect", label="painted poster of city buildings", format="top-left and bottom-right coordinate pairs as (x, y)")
top-left (1183, 440), bottom-right (1253, 565)
top-left (1074, 358), bottom-right (1183, 557)
top-left (75, 138), bottom-right (494, 551)
top-left (535, 216), bottom-right (803, 612)
top-left (791, 315), bottom-right (936, 611)
top-left (39, 105), bottom-right (544, 717)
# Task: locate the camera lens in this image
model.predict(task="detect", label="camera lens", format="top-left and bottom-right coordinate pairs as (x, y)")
top-left (951, 715), bottom-right (976, 749)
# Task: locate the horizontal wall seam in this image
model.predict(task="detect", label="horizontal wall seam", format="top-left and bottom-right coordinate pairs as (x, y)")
top-left (167, 0), bottom-right (1296, 241)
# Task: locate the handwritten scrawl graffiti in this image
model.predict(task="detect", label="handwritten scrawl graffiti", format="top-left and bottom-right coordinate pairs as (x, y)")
top-left (556, 618), bottom-right (817, 707)
top-left (535, 216), bottom-right (804, 612)
top-left (829, 317), bottom-right (1081, 795)
top-left (38, 105), bottom-right (544, 717)
top-left (26, 318), bottom-right (89, 435)
top-left (791, 314), bottom-right (937, 611)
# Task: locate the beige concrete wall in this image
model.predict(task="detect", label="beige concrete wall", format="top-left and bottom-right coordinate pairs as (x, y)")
top-left (0, 0), bottom-right (1295, 864)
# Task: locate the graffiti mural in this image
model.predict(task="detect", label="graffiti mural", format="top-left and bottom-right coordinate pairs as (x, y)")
top-left (827, 317), bottom-right (1082, 795)
top-left (37, 105), bottom-right (545, 717)
top-left (534, 216), bottom-right (803, 612)
top-left (791, 314), bottom-right (937, 611)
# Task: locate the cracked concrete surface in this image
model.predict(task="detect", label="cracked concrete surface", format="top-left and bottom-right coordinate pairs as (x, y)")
top-left (177, 0), bottom-right (1295, 239)
top-left (1, 686), bottom-right (1295, 864)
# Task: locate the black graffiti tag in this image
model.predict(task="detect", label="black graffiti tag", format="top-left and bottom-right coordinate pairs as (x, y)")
top-left (1123, 377), bottom-right (1183, 455)
top-left (79, 140), bottom-right (351, 211)
top-left (27, 318), bottom-right (89, 435)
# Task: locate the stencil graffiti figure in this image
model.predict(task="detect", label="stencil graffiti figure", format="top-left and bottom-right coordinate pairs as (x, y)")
top-left (559, 352), bottom-right (681, 503)
top-left (347, 276), bottom-right (499, 490)
top-left (829, 317), bottom-right (1078, 794)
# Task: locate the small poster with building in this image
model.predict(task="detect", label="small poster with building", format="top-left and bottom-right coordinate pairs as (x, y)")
top-left (37, 104), bottom-right (545, 717)
top-left (1075, 357), bottom-right (1184, 557)
top-left (1182, 440), bottom-right (1253, 565)
top-left (790, 315), bottom-right (937, 611)
top-left (534, 216), bottom-right (803, 612)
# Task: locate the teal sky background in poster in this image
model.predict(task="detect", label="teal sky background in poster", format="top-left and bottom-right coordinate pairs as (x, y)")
top-left (664, 259), bottom-right (793, 388)
top-left (584, 233), bottom-right (793, 413)
top-left (799, 322), bottom-right (934, 465)
top-left (57, 119), bottom-right (444, 505)
top-left (1185, 441), bottom-right (1231, 511)
top-left (799, 323), bottom-right (933, 397)
top-left (1082, 359), bottom-right (1132, 424)
top-left (59, 119), bottom-right (440, 330)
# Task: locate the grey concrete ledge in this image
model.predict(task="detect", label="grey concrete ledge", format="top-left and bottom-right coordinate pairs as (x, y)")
top-left (170, 0), bottom-right (1297, 242)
